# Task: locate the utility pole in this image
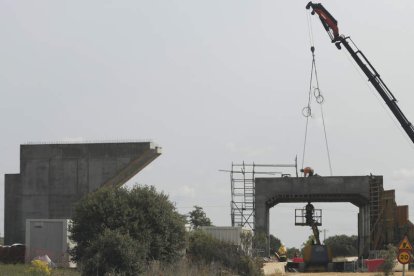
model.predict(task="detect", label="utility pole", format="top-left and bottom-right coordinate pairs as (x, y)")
top-left (320, 229), bottom-right (328, 243)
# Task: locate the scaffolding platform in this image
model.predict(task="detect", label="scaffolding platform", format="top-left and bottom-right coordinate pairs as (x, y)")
top-left (225, 161), bottom-right (297, 231)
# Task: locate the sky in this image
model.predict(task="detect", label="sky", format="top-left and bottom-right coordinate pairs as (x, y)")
top-left (1, 0), bottom-right (414, 248)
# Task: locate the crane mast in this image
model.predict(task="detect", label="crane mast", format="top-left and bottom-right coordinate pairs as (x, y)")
top-left (306, 2), bottom-right (414, 144)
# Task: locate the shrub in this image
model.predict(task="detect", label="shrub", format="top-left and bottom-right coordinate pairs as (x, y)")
top-left (188, 230), bottom-right (263, 276)
top-left (70, 185), bottom-right (186, 275)
top-left (78, 229), bottom-right (146, 276)
top-left (379, 244), bottom-right (397, 276)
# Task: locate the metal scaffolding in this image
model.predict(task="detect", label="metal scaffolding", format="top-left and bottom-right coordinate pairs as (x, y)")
top-left (369, 175), bottom-right (384, 250)
top-left (226, 161), bottom-right (297, 231)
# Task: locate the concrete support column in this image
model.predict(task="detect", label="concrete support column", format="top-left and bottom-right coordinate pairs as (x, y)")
top-left (358, 205), bottom-right (370, 257)
top-left (254, 202), bottom-right (270, 256)
top-left (4, 174), bottom-right (22, 244)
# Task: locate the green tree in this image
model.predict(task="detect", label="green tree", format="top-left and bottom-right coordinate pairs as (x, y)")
top-left (324, 235), bottom-right (358, 257)
top-left (302, 234), bottom-right (316, 247)
top-left (301, 234), bottom-right (316, 256)
top-left (80, 229), bottom-right (147, 275)
top-left (379, 244), bottom-right (397, 276)
top-left (287, 247), bottom-right (301, 259)
top-left (70, 185), bottom-right (186, 275)
top-left (188, 205), bottom-right (212, 229)
top-left (269, 234), bottom-right (281, 255)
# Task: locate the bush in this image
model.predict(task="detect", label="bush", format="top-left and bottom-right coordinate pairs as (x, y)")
top-left (324, 235), bottom-right (358, 257)
top-left (70, 185), bottom-right (187, 275)
top-left (379, 244), bottom-right (397, 276)
top-left (78, 229), bottom-right (146, 276)
top-left (269, 235), bottom-right (281, 256)
top-left (188, 230), bottom-right (263, 276)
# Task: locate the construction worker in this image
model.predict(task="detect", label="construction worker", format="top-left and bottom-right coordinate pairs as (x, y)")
top-left (277, 243), bottom-right (287, 262)
top-left (301, 166), bottom-right (314, 177)
top-left (305, 202), bottom-right (314, 225)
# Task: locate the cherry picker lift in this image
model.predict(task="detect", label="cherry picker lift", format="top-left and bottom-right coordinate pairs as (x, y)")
top-left (294, 203), bottom-right (332, 272)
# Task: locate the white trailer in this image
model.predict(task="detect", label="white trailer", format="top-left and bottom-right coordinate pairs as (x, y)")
top-left (25, 219), bottom-right (75, 267)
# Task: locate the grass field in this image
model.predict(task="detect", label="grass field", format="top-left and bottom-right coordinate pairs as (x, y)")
top-left (0, 264), bottom-right (80, 276)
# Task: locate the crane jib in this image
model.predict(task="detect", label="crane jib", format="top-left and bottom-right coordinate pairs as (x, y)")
top-left (306, 2), bottom-right (414, 145)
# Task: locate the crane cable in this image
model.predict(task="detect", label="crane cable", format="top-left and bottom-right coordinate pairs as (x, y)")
top-left (301, 13), bottom-right (333, 176)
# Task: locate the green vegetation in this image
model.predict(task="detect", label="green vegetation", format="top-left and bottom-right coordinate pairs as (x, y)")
top-left (287, 247), bottom-right (300, 259)
top-left (188, 230), bottom-right (263, 276)
top-left (68, 185), bottom-right (263, 275)
top-left (188, 205), bottom-right (212, 229)
top-left (379, 244), bottom-right (397, 276)
top-left (269, 234), bottom-right (281, 255)
top-left (144, 258), bottom-right (232, 275)
top-left (269, 234), bottom-right (299, 258)
top-left (252, 231), bottom-right (268, 256)
top-left (324, 234), bottom-right (358, 257)
top-left (69, 185), bottom-right (187, 276)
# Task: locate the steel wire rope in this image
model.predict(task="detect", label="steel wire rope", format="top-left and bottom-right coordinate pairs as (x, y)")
top-left (312, 52), bottom-right (334, 176)
top-left (301, 54), bottom-right (314, 172)
top-left (306, 11), bottom-right (314, 48)
top-left (302, 12), bottom-right (334, 175)
top-left (301, 12), bottom-right (315, 172)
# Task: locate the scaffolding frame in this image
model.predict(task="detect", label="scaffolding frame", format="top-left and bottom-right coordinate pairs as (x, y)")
top-left (369, 175), bottom-right (384, 250)
top-left (228, 161), bottom-right (297, 230)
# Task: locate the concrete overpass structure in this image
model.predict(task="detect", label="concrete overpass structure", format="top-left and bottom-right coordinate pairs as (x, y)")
top-left (4, 141), bottom-right (161, 244)
top-left (254, 176), bottom-right (381, 257)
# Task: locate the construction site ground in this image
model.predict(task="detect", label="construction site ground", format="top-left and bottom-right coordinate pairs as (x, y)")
top-left (285, 273), bottom-right (414, 276)
top-left (263, 262), bottom-right (414, 276)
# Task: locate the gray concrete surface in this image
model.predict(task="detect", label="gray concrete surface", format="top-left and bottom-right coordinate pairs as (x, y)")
top-left (4, 142), bottom-right (161, 244)
top-left (255, 176), bottom-right (379, 257)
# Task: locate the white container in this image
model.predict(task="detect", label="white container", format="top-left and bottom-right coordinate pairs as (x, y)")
top-left (25, 219), bottom-right (75, 267)
top-left (200, 226), bottom-right (251, 246)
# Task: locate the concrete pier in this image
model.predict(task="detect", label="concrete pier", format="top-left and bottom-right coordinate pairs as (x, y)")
top-left (4, 142), bottom-right (161, 244)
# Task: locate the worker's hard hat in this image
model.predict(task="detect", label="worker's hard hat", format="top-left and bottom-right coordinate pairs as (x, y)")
top-left (303, 167), bottom-right (313, 172)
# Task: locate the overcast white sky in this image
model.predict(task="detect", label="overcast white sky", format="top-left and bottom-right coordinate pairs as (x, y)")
top-left (1, 0), bottom-right (414, 248)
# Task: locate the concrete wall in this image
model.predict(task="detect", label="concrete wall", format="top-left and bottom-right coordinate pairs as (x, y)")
top-left (4, 142), bottom-right (161, 244)
top-left (254, 176), bottom-right (375, 257)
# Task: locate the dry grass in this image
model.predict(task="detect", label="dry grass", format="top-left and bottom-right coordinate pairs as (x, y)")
top-left (285, 273), bottom-right (414, 276)
top-left (144, 259), bottom-right (235, 276)
top-left (0, 264), bottom-right (80, 276)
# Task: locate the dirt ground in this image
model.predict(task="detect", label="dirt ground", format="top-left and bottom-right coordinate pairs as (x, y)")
top-left (286, 273), bottom-right (414, 276)
top-left (263, 262), bottom-right (414, 276)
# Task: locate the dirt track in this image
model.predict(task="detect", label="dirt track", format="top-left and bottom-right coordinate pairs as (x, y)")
top-left (286, 273), bottom-right (414, 276)
top-left (263, 262), bottom-right (414, 276)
